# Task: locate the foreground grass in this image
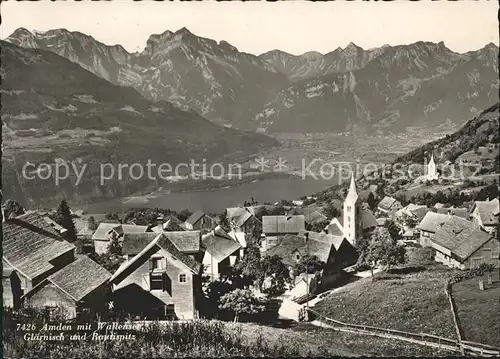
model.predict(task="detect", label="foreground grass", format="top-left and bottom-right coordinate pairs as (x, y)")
top-left (453, 271), bottom-right (500, 347)
top-left (4, 318), bottom-right (333, 358)
top-left (313, 263), bottom-right (460, 340)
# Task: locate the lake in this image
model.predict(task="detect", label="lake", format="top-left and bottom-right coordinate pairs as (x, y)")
top-left (76, 177), bottom-right (336, 214)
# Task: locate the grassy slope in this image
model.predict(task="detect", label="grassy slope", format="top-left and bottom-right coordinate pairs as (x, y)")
top-left (452, 271), bottom-right (500, 346)
top-left (313, 257), bottom-right (460, 339)
top-left (230, 321), bottom-right (451, 356)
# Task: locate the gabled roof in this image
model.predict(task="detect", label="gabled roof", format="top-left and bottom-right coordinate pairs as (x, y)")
top-left (360, 207), bottom-right (378, 230)
top-left (264, 233), bottom-right (336, 266)
top-left (378, 196), bottom-right (398, 211)
top-left (122, 232), bottom-right (159, 256)
top-left (432, 216), bottom-right (493, 261)
top-left (226, 207), bottom-right (253, 228)
top-left (2, 212), bottom-right (75, 280)
top-left (92, 223), bottom-right (149, 241)
top-left (110, 233), bottom-right (201, 283)
top-left (24, 256), bottom-right (111, 301)
top-left (305, 231), bottom-right (345, 251)
top-left (304, 210), bottom-right (328, 224)
top-left (472, 199), bottom-right (500, 226)
top-left (186, 211), bottom-right (205, 226)
top-left (165, 231), bottom-right (201, 253)
top-left (326, 219), bottom-right (344, 236)
top-left (201, 227), bottom-right (242, 262)
top-left (262, 215), bottom-right (305, 234)
top-left (436, 207), bottom-right (468, 219)
top-left (122, 231), bottom-right (201, 255)
top-left (417, 212), bottom-right (449, 233)
top-left (91, 223), bottom-right (121, 241)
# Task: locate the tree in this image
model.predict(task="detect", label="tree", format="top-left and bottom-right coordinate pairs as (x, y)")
top-left (234, 244), bottom-right (262, 284)
top-left (219, 211), bottom-right (231, 231)
top-left (385, 219), bottom-right (402, 241)
top-left (52, 200), bottom-right (77, 242)
top-left (323, 203), bottom-right (340, 219)
top-left (87, 216), bottom-right (98, 231)
top-left (218, 288), bottom-right (265, 322)
top-left (292, 255), bottom-right (325, 277)
top-left (178, 209), bottom-right (192, 222)
top-left (364, 228), bottom-right (407, 281)
top-left (366, 192), bottom-right (378, 211)
top-left (306, 219), bottom-right (330, 233)
top-left (258, 255), bottom-right (291, 297)
top-left (2, 199), bottom-right (25, 219)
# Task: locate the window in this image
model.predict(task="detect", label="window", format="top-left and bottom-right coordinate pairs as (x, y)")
top-left (150, 273), bottom-right (164, 290)
top-left (296, 254), bottom-right (300, 260)
top-left (179, 274), bottom-right (187, 283)
top-left (348, 216), bottom-right (351, 222)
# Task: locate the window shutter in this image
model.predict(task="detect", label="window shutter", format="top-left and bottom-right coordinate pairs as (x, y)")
top-left (148, 259), bottom-right (153, 271)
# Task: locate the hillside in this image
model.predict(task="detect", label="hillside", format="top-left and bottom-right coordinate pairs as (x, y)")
top-left (0, 41), bottom-right (278, 206)
top-left (394, 102), bottom-right (499, 167)
top-left (7, 28), bottom-right (499, 133)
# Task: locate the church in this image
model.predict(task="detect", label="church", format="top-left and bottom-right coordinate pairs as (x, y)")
top-left (327, 175), bottom-right (378, 247)
top-left (416, 152), bottom-right (439, 183)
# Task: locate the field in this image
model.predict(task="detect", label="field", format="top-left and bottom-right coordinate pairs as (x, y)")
top-left (452, 271), bottom-right (500, 346)
top-left (313, 261), bottom-right (460, 340)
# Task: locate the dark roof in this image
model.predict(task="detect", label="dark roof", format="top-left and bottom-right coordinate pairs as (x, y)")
top-left (432, 216), bottom-right (493, 261)
top-left (436, 207), bottom-right (468, 219)
top-left (186, 211), bottom-right (205, 226)
top-left (165, 231), bottom-right (201, 253)
top-left (157, 234), bottom-right (202, 273)
top-left (378, 196), bottom-right (398, 211)
top-left (28, 256), bottom-right (111, 301)
top-left (202, 228), bottom-right (241, 262)
top-left (326, 221), bottom-right (344, 236)
top-left (122, 232), bottom-right (159, 255)
top-left (264, 234), bottom-right (335, 266)
top-left (262, 215), bottom-right (305, 234)
top-left (122, 231), bottom-right (200, 255)
top-left (305, 231), bottom-right (345, 251)
top-left (304, 210), bottom-right (328, 224)
top-left (2, 212), bottom-right (75, 279)
top-left (360, 208), bottom-right (378, 230)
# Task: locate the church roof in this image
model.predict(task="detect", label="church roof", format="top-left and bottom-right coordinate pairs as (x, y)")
top-left (345, 175), bottom-right (359, 204)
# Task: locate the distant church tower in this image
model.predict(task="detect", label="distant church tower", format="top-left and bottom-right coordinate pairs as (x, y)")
top-left (343, 175), bottom-right (359, 246)
top-left (427, 152), bottom-right (438, 180)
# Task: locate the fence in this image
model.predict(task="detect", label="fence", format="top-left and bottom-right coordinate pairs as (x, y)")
top-left (306, 308), bottom-right (500, 356)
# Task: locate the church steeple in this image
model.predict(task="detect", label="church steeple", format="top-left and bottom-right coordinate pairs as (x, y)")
top-left (343, 174), bottom-right (359, 246)
top-left (346, 174), bottom-right (358, 203)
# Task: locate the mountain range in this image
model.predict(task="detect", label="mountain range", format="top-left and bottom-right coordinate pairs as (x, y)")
top-left (0, 40), bottom-right (277, 206)
top-left (7, 28), bottom-right (499, 133)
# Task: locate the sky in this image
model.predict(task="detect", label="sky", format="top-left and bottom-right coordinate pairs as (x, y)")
top-left (1, 1), bottom-right (498, 55)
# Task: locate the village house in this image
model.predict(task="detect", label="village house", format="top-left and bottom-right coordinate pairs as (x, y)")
top-left (436, 207), bottom-right (468, 219)
top-left (92, 223), bottom-right (150, 255)
top-left (123, 231), bottom-right (203, 263)
top-left (377, 196), bottom-right (403, 217)
top-left (2, 212), bottom-right (76, 308)
top-left (110, 233), bottom-right (202, 320)
top-left (430, 216), bottom-right (499, 270)
top-left (201, 226), bottom-right (242, 281)
top-left (152, 215), bottom-right (187, 233)
top-left (470, 198), bottom-right (499, 235)
top-left (261, 214), bottom-right (305, 250)
top-left (263, 231), bottom-right (358, 293)
top-left (225, 207), bottom-right (261, 233)
top-left (416, 212), bottom-right (450, 247)
top-left (183, 211), bottom-right (215, 231)
top-left (22, 256), bottom-right (111, 319)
